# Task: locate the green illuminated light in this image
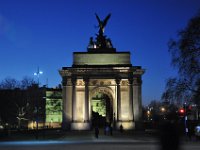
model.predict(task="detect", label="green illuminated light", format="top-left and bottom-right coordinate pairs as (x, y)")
top-left (45, 91), bottom-right (62, 123)
top-left (92, 99), bottom-right (106, 117)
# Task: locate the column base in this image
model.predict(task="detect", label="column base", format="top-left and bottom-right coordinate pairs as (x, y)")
top-left (71, 122), bottom-right (91, 130)
top-left (62, 122), bottom-right (71, 131)
top-left (116, 121), bottom-right (135, 130)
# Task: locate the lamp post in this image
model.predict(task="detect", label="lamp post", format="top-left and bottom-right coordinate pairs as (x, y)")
top-left (34, 67), bottom-right (43, 139)
top-left (34, 67), bottom-right (43, 86)
top-left (160, 107), bottom-right (166, 120)
top-left (184, 102), bottom-right (188, 136)
top-left (147, 110), bottom-right (151, 121)
top-left (42, 96), bottom-right (46, 138)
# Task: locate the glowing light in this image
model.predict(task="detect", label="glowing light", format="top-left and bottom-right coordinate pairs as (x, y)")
top-left (160, 107), bottom-right (165, 112)
top-left (196, 126), bottom-right (200, 132)
top-left (147, 110), bottom-right (150, 115)
top-left (179, 108), bottom-right (185, 114)
top-left (45, 90), bottom-right (62, 128)
top-left (34, 67), bottom-right (43, 85)
top-left (92, 99), bottom-right (106, 117)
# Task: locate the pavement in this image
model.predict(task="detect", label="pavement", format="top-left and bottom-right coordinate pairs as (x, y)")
top-left (0, 129), bottom-right (159, 143)
top-left (58, 129), bottom-right (158, 144)
top-left (1, 129), bottom-right (200, 149)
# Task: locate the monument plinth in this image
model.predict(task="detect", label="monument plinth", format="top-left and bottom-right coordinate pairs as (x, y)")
top-left (59, 14), bottom-right (145, 130)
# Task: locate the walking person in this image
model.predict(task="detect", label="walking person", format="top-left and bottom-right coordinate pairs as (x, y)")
top-left (106, 125), bottom-right (110, 135)
top-left (120, 124), bottom-right (123, 133)
top-left (110, 126), bottom-right (113, 135)
top-left (95, 126), bottom-right (99, 139)
top-left (159, 120), bottom-right (180, 150)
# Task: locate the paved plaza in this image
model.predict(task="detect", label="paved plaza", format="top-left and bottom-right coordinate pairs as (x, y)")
top-left (0, 129), bottom-right (200, 150)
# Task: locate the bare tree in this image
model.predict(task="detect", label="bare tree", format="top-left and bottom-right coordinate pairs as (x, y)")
top-left (0, 76), bottom-right (37, 127)
top-left (0, 77), bottom-right (20, 89)
top-left (162, 11), bottom-right (200, 104)
top-left (20, 76), bottom-right (36, 90)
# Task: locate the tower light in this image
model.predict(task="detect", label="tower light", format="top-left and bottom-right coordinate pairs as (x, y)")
top-left (34, 67), bottom-right (43, 85)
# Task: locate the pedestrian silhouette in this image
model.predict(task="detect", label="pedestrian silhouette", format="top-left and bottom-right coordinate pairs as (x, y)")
top-left (106, 125), bottom-right (109, 135)
top-left (110, 126), bottom-right (113, 135)
top-left (95, 127), bottom-right (99, 138)
top-left (120, 124), bottom-right (123, 133)
top-left (159, 121), bottom-right (180, 150)
top-left (104, 125), bottom-right (106, 135)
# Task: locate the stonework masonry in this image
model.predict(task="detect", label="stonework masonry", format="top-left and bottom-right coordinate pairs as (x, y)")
top-left (59, 51), bottom-right (144, 130)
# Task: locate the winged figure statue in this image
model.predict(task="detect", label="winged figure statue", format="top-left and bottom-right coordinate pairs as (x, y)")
top-left (95, 13), bottom-right (111, 36)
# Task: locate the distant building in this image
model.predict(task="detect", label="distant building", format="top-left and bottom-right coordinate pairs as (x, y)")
top-left (45, 88), bottom-right (62, 128)
top-left (28, 87), bottom-right (62, 129)
top-left (0, 85), bottom-right (63, 130)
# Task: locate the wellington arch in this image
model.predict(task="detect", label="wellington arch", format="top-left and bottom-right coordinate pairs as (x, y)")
top-left (59, 14), bottom-right (145, 130)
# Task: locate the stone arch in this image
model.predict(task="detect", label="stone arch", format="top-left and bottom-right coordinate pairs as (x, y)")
top-left (90, 86), bottom-right (114, 101)
top-left (89, 86), bottom-right (114, 126)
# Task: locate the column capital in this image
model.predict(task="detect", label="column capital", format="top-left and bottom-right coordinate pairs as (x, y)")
top-left (83, 77), bottom-right (89, 85)
top-left (133, 78), bottom-right (142, 86)
top-left (62, 77), bottom-right (67, 86)
top-left (128, 78), bottom-right (133, 85)
top-left (71, 77), bottom-right (77, 85)
top-left (115, 78), bottom-right (121, 85)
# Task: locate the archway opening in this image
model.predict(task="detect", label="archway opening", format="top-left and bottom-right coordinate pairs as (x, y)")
top-left (91, 93), bottom-right (113, 127)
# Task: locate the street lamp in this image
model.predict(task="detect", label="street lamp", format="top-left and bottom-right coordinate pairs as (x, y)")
top-left (160, 107), bottom-right (166, 120)
top-left (160, 107), bottom-right (165, 112)
top-left (34, 67), bottom-right (43, 139)
top-left (34, 67), bottom-right (43, 86)
top-left (184, 102), bottom-right (188, 135)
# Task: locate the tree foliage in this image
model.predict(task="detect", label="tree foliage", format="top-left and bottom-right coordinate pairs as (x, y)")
top-left (162, 12), bottom-right (200, 104)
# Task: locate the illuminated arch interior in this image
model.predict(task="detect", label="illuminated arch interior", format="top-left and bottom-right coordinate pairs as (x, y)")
top-left (90, 87), bottom-right (113, 127)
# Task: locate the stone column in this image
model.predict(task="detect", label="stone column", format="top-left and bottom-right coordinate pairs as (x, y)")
top-left (62, 77), bottom-right (67, 129)
top-left (133, 77), bottom-right (142, 121)
top-left (64, 77), bottom-right (73, 130)
top-left (84, 78), bottom-right (89, 122)
top-left (116, 78), bottom-right (121, 121)
top-left (72, 77), bottom-right (77, 122)
top-left (129, 78), bottom-right (134, 121)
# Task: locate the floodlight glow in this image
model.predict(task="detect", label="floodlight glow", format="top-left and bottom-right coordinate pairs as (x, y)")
top-left (196, 126), bottom-right (200, 132)
top-left (160, 107), bottom-right (165, 112)
top-left (34, 67), bottom-right (43, 85)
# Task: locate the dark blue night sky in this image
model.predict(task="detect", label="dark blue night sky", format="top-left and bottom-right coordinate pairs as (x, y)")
top-left (0, 0), bottom-right (200, 105)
